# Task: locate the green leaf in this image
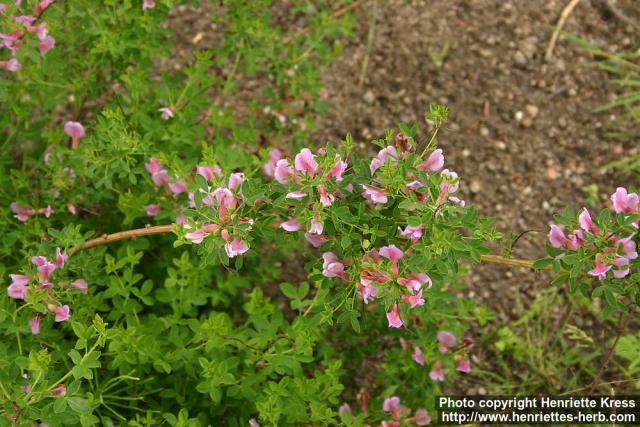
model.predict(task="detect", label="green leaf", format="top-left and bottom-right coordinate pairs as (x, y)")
top-left (68, 397), bottom-right (90, 414)
top-left (280, 283), bottom-right (298, 299)
top-left (532, 258), bottom-right (554, 269)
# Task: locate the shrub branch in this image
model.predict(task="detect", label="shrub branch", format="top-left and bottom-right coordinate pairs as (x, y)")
top-left (69, 224), bottom-right (549, 270)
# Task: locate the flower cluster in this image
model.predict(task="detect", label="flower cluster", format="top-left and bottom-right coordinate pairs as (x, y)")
top-left (7, 247), bottom-right (87, 333)
top-left (339, 394), bottom-right (431, 426)
top-left (265, 142), bottom-right (470, 329)
top-left (144, 156), bottom-right (192, 222)
top-left (0, 0), bottom-right (56, 73)
top-left (150, 158), bottom-right (254, 259)
top-left (548, 187), bottom-right (638, 281)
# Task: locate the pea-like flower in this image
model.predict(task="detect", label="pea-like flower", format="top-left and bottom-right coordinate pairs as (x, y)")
top-left (386, 303), bottom-right (403, 328)
top-left (322, 252), bottom-right (347, 280)
top-left (416, 148), bottom-right (444, 172)
top-left (294, 148), bottom-right (318, 177)
top-left (437, 331), bottom-right (456, 353)
top-left (64, 121), bottom-right (85, 149)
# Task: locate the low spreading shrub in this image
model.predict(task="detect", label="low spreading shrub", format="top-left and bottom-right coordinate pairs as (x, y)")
top-left (1, 1), bottom-right (638, 426)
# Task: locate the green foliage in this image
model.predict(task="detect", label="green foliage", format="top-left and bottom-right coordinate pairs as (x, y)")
top-left (0, 2), bottom-right (638, 426)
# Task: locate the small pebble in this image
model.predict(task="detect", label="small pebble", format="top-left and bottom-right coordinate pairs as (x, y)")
top-left (525, 104), bottom-right (539, 119)
top-left (363, 90), bottom-right (375, 104)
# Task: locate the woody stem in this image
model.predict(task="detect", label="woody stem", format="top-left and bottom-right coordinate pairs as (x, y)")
top-left (68, 224), bottom-right (548, 270)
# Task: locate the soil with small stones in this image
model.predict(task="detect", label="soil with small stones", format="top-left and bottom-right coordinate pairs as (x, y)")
top-left (166, 0), bottom-right (639, 395)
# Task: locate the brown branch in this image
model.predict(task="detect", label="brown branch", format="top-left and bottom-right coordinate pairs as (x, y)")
top-left (68, 223), bottom-right (550, 271)
top-left (68, 224), bottom-right (174, 256)
top-left (480, 254), bottom-right (549, 270)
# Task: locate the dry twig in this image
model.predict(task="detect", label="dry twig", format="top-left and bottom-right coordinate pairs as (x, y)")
top-left (545, 0), bottom-right (582, 61)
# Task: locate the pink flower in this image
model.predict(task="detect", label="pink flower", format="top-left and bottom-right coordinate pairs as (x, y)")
top-left (145, 204), bottom-right (161, 217)
top-left (417, 148), bottom-right (444, 172)
top-left (379, 245), bottom-right (404, 262)
top-left (400, 224), bottom-right (423, 242)
top-left (169, 180), bottom-right (187, 195)
top-left (357, 280), bottom-right (377, 303)
top-left (145, 158), bottom-right (169, 186)
top-left (145, 157), bottom-right (163, 174)
top-left (50, 384), bottom-right (66, 397)
top-left (328, 158), bottom-right (348, 182)
top-left (263, 148), bottom-right (282, 177)
top-left (383, 396), bottom-right (402, 419)
top-left (32, 256), bottom-right (56, 282)
top-left (213, 188), bottom-right (237, 218)
top-left (578, 208), bottom-right (600, 234)
top-left (440, 169), bottom-right (459, 192)
top-left (411, 346), bottom-right (425, 365)
top-left (196, 166), bottom-right (214, 181)
top-left (64, 121), bottom-right (85, 149)
top-left (10, 202), bottom-right (34, 222)
top-left (305, 232), bottom-right (329, 248)
top-left (614, 237), bottom-right (638, 268)
top-left (7, 275), bottom-right (30, 299)
top-left (14, 15), bottom-right (36, 26)
top-left (31, 22), bottom-right (48, 40)
top-left (429, 360), bottom-right (445, 381)
top-left (280, 219), bottom-right (303, 232)
top-left (410, 409), bottom-right (432, 425)
top-left (370, 146), bottom-right (398, 175)
top-left (33, 0), bottom-right (54, 15)
top-left (455, 355), bottom-right (471, 373)
top-left (613, 257), bottom-right (630, 279)
top-left (338, 403), bottom-right (352, 418)
top-left (437, 331), bottom-right (456, 353)
top-left (402, 289), bottom-right (424, 308)
top-left (71, 279), bottom-right (88, 294)
top-left (322, 252), bottom-right (347, 280)
top-left (274, 159), bottom-right (295, 184)
top-left (225, 237), bottom-right (249, 258)
top-left (55, 248), bottom-right (68, 269)
top-left (611, 187), bottom-right (639, 214)
top-left (397, 273), bottom-right (432, 292)
top-left (185, 223), bottom-right (218, 244)
top-left (228, 173), bottom-right (245, 190)
top-left (588, 257), bottom-right (611, 281)
top-left (0, 58), bottom-right (21, 72)
top-left (285, 190), bottom-right (307, 200)
top-left (48, 304), bottom-right (70, 322)
top-left (318, 186), bottom-right (334, 207)
top-left (29, 314), bottom-right (41, 335)
top-left (362, 185), bottom-right (388, 204)
top-left (405, 180), bottom-right (423, 191)
top-left (309, 216), bottom-right (323, 234)
top-left (38, 205), bottom-right (53, 218)
top-left (449, 196), bottom-right (466, 207)
top-left (37, 35), bottom-right (54, 54)
top-left (386, 303), bottom-right (403, 328)
top-left (158, 107), bottom-right (173, 120)
top-left (142, 0), bottom-right (155, 10)
top-left (294, 148), bottom-right (318, 177)
top-left (548, 224), bottom-right (583, 251)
